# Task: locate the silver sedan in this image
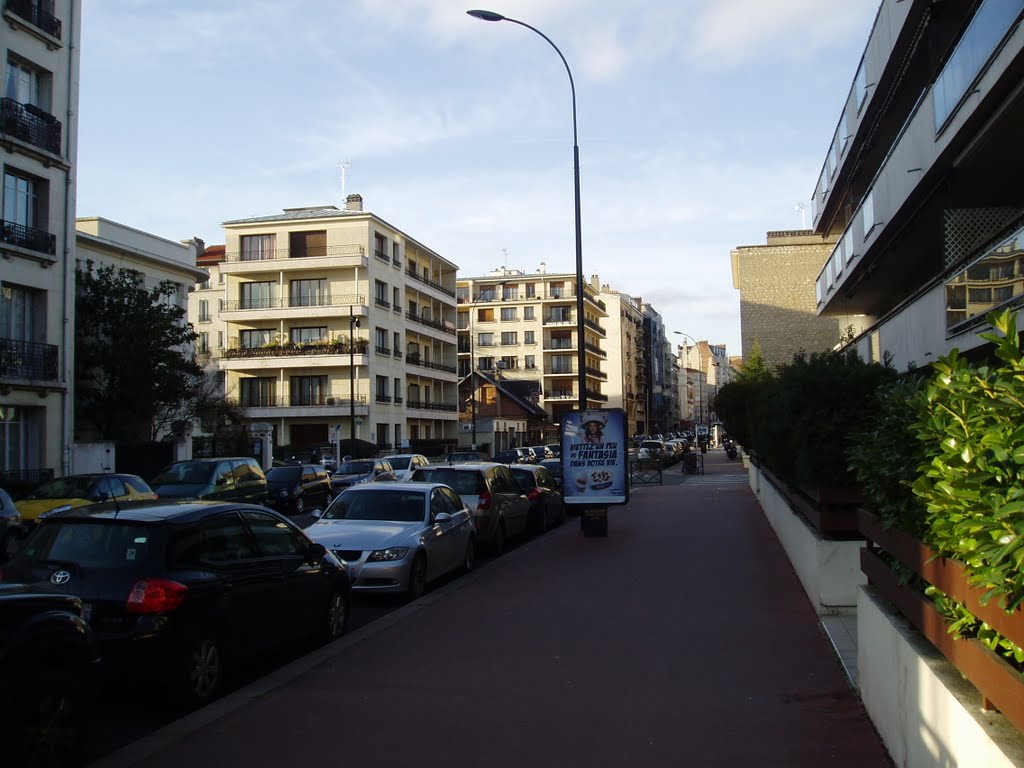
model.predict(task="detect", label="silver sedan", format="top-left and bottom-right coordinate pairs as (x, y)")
top-left (306, 482), bottom-right (476, 600)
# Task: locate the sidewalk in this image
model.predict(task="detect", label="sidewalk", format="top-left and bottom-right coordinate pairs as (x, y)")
top-left (93, 451), bottom-right (890, 768)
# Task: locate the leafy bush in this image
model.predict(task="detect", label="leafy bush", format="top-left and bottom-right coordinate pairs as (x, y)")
top-left (911, 309), bottom-right (1024, 610)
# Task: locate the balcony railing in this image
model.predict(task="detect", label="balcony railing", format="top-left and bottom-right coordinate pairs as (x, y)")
top-left (229, 394), bottom-right (368, 408)
top-left (583, 318), bottom-right (606, 336)
top-left (375, 345), bottom-right (391, 356)
top-left (405, 268), bottom-right (456, 298)
top-left (544, 364), bottom-right (576, 375)
top-left (221, 341), bottom-right (368, 359)
top-left (547, 340), bottom-right (574, 350)
top-left (1, 218), bottom-right (56, 255)
top-left (223, 244), bottom-right (365, 263)
top-left (405, 400), bottom-right (458, 412)
top-left (585, 366), bottom-right (608, 380)
top-left (585, 342), bottom-right (607, 358)
top-left (376, 394), bottom-right (392, 403)
top-left (374, 249), bottom-right (389, 262)
top-left (544, 315), bottom-right (574, 325)
top-left (393, 349), bottom-right (403, 359)
top-left (0, 97), bottom-right (61, 154)
top-left (405, 355), bottom-right (457, 374)
top-left (405, 311), bottom-right (456, 336)
top-left (6, 0), bottom-right (62, 38)
top-left (0, 337), bottom-right (59, 381)
top-left (374, 297), bottom-right (391, 309)
top-left (220, 294), bottom-right (363, 311)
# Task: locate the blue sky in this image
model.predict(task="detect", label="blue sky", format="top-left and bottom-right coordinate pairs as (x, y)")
top-left (76, 0), bottom-right (880, 356)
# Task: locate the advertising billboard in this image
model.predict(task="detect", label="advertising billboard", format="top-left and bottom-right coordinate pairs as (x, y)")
top-left (561, 408), bottom-right (629, 507)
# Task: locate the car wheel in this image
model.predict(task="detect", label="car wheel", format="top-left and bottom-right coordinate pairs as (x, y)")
top-left (176, 631), bottom-right (223, 708)
top-left (10, 664), bottom-right (86, 768)
top-left (1, 527), bottom-right (24, 560)
top-left (322, 590), bottom-right (348, 642)
top-left (491, 520), bottom-right (506, 557)
top-left (293, 495), bottom-right (304, 516)
top-left (462, 536), bottom-right (476, 573)
top-left (407, 553), bottom-right (427, 601)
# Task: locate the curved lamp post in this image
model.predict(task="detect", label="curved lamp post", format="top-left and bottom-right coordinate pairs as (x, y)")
top-left (673, 331), bottom-right (702, 425)
top-left (467, 9), bottom-right (587, 413)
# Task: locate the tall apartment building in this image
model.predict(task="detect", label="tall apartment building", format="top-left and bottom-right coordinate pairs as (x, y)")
top-left (457, 266), bottom-right (608, 427)
top-left (213, 195), bottom-right (460, 452)
top-left (642, 303), bottom-right (672, 433)
top-left (677, 340), bottom-right (732, 427)
top-left (596, 286), bottom-right (648, 437)
top-left (192, 244), bottom-right (229, 365)
top-left (812, 0), bottom-right (1024, 370)
top-left (1, 1), bottom-right (80, 486)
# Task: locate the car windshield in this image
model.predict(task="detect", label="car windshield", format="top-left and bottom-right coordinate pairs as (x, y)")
top-left (337, 461), bottom-right (374, 475)
top-left (389, 457), bottom-right (411, 470)
top-left (152, 461), bottom-right (215, 485)
top-left (23, 521), bottom-right (161, 569)
top-left (266, 467), bottom-right (302, 482)
top-left (29, 477), bottom-right (96, 499)
top-left (412, 468), bottom-right (485, 496)
top-left (322, 490), bottom-right (425, 522)
top-left (511, 469), bottom-right (536, 489)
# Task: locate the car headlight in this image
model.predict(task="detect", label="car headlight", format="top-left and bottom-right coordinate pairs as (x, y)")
top-left (367, 547), bottom-right (409, 562)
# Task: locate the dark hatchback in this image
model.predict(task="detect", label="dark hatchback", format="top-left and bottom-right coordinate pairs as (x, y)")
top-left (264, 464), bottom-right (333, 515)
top-left (0, 500), bottom-right (351, 708)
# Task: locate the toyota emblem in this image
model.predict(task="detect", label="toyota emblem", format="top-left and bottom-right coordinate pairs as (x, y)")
top-left (50, 570), bottom-right (71, 585)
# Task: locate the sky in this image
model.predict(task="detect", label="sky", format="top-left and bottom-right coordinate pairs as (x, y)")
top-left (76, 0), bottom-right (881, 357)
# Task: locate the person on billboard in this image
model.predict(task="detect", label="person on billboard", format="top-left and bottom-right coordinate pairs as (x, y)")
top-left (581, 410), bottom-right (606, 445)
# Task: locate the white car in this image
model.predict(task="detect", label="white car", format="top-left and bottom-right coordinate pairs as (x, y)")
top-left (307, 482), bottom-right (476, 599)
top-left (386, 453), bottom-right (431, 481)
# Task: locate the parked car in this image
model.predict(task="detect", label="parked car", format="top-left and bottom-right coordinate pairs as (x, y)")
top-left (538, 458), bottom-right (563, 489)
top-left (526, 446), bottom-right (554, 463)
top-left (409, 463), bottom-right (530, 555)
top-left (509, 464), bottom-right (565, 533)
top-left (265, 464), bottom-right (333, 515)
top-left (638, 440), bottom-right (668, 464)
top-left (386, 453), bottom-right (431, 481)
top-left (493, 447), bottom-right (534, 465)
top-left (1, 500), bottom-right (351, 708)
top-left (441, 451), bottom-right (486, 464)
top-left (544, 443), bottom-right (561, 459)
top-left (150, 457), bottom-right (268, 505)
top-left (330, 458), bottom-right (397, 492)
top-left (1, 488), bottom-right (23, 560)
top-left (14, 473), bottom-right (158, 526)
top-left (318, 448), bottom-right (338, 472)
top-left (307, 482), bottom-right (476, 599)
top-left (0, 584), bottom-right (102, 768)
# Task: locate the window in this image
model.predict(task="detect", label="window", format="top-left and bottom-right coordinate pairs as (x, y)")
top-left (3, 170), bottom-right (42, 229)
top-left (290, 375), bottom-right (328, 406)
top-left (243, 511), bottom-right (304, 557)
top-left (374, 232), bottom-right (387, 260)
top-left (477, 308), bottom-right (494, 322)
top-left (524, 306), bottom-right (535, 320)
top-left (393, 286), bottom-right (400, 309)
top-left (478, 356), bottom-right (494, 371)
top-left (392, 242), bottom-right (400, 264)
top-left (240, 281), bottom-right (274, 310)
top-left (551, 354), bottom-right (573, 374)
top-left (457, 286), bottom-right (470, 303)
top-left (240, 329), bottom-right (273, 348)
top-left (478, 332), bottom-right (494, 347)
top-left (862, 191), bottom-right (876, 235)
top-left (375, 327), bottom-right (389, 352)
top-left (5, 57), bottom-right (50, 111)
top-left (0, 283), bottom-right (41, 342)
top-left (525, 354), bottom-right (536, 370)
top-left (854, 59), bottom-right (869, 112)
top-left (500, 307), bottom-right (517, 321)
top-left (240, 377), bottom-right (275, 406)
top-left (394, 377), bottom-right (402, 403)
top-left (549, 282), bottom-right (565, 298)
top-left (376, 375), bottom-right (389, 400)
top-left (502, 286), bottom-right (518, 301)
top-left (198, 299), bottom-right (210, 322)
top-left (478, 288), bottom-right (496, 301)
top-left (289, 230), bottom-right (326, 259)
top-left (524, 330), bottom-right (536, 345)
top-left (290, 278), bottom-right (327, 308)
top-left (374, 280), bottom-right (389, 308)
top-left (393, 331), bottom-right (401, 354)
top-left (217, 330), bottom-right (224, 350)
top-left (240, 234), bottom-right (275, 261)
top-left (501, 331), bottom-right (517, 346)
top-left (500, 355), bottom-right (517, 370)
top-left (525, 283), bottom-right (536, 298)
top-left (197, 332), bottom-right (209, 353)
top-left (290, 326), bottom-right (326, 343)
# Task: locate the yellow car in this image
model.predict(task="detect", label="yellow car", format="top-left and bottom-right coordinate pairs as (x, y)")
top-left (15, 473), bottom-right (158, 523)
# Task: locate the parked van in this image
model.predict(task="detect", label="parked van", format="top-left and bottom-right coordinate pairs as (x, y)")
top-left (150, 457), bottom-right (268, 504)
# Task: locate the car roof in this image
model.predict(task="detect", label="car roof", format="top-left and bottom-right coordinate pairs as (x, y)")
top-left (337, 481), bottom-right (444, 494)
top-left (46, 472), bottom-right (144, 480)
top-left (387, 453), bottom-right (425, 459)
top-left (38, 499), bottom-right (284, 525)
top-left (420, 461), bottom-right (500, 471)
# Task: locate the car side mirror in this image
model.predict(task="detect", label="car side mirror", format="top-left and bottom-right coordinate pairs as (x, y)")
top-left (307, 542), bottom-right (327, 562)
top-left (433, 512), bottom-right (452, 524)
top-left (310, 508), bottom-right (323, 519)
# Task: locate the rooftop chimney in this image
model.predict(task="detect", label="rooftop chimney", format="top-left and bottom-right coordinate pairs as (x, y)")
top-left (345, 194), bottom-right (363, 212)
top-left (538, 261), bottom-right (546, 274)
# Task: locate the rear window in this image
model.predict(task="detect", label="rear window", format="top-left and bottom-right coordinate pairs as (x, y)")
top-left (22, 521), bottom-right (163, 570)
top-left (389, 456), bottom-right (411, 470)
top-left (510, 468), bottom-right (537, 489)
top-left (266, 466), bottom-right (302, 482)
top-left (337, 461), bottom-right (374, 475)
top-left (412, 468), bottom-right (485, 497)
top-left (153, 461), bottom-right (215, 485)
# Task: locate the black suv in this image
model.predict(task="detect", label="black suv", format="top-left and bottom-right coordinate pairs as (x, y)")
top-left (0, 584), bottom-right (101, 767)
top-left (1, 500), bottom-right (351, 708)
top-left (264, 464), bottom-right (333, 515)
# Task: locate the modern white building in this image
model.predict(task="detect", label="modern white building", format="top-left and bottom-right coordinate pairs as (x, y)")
top-left (1, 1), bottom-right (80, 489)
top-left (596, 286), bottom-right (648, 437)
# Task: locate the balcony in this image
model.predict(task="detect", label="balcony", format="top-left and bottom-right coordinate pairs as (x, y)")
top-left (221, 339), bottom-right (368, 360)
top-left (374, 297), bottom-right (391, 310)
top-left (376, 394), bottom-right (392, 403)
top-left (585, 366), bottom-right (608, 380)
top-left (544, 364), bottom-right (576, 375)
top-left (544, 314), bottom-right (574, 326)
top-left (405, 355), bottom-right (457, 374)
top-left (585, 342), bottom-right (607, 358)
top-left (375, 345), bottom-right (391, 357)
top-left (5, 0), bottom-right (62, 39)
top-left (405, 400), bottom-right (458, 412)
top-left (405, 311), bottom-right (456, 336)
top-left (220, 293), bottom-right (364, 313)
top-left (405, 267), bottom-right (456, 298)
top-left (223, 244), bottom-right (365, 263)
top-left (1, 218), bottom-right (56, 256)
top-left (546, 339), bottom-right (575, 350)
top-left (1, 98), bottom-right (61, 155)
top-left (228, 394), bottom-right (369, 419)
top-left (374, 249), bottom-right (390, 263)
top-left (0, 337), bottom-right (59, 381)
top-left (583, 318), bottom-right (606, 336)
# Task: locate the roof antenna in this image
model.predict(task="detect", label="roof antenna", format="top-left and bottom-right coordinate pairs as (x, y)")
top-left (339, 160), bottom-right (352, 200)
top-left (794, 202), bottom-right (807, 229)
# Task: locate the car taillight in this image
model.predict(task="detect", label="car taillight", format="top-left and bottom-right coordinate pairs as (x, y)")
top-left (477, 490), bottom-right (492, 511)
top-left (127, 578), bottom-right (188, 613)
top-left (526, 488), bottom-right (542, 501)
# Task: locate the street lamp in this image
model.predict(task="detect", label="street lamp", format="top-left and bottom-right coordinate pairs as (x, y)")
top-left (673, 331), bottom-right (702, 425)
top-left (467, 9), bottom-right (587, 412)
top-left (350, 306), bottom-right (360, 455)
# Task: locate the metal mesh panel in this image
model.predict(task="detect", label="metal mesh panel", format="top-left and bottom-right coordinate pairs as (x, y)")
top-left (944, 207), bottom-right (1023, 268)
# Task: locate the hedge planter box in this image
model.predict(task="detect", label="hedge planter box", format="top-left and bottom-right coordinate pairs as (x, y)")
top-left (749, 461), bottom-right (866, 614)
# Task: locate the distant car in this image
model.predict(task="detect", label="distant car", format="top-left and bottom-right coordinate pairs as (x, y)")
top-left (544, 444), bottom-right (561, 459)
top-left (1, 500), bottom-right (351, 708)
top-left (493, 448), bottom-right (534, 465)
top-left (265, 464), bottom-right (333, 515)
top-left (318, 449), bottom-right (338, 472)
top-left (509, 464), bottom-right (565, 533)
top-left (307, 482), bottom-right (476, 599)
top-left (441, 451), bottom-right (486, 464)
top-left (0, 584), bottom-right (102, 766)
top-left (0, 488), bottom-right (23, 560)
top-left (330, 458), bottom-right (397, 492)
top-left (150, 457), bottom-right (268, 505)
top-left (386, 453), bottom-right (431, 481)
top-left (538, 458), bottom-right (563, 489)
top-left (526, 446), bottom-right (554, 463)
top-left (409, 463), bottom-right (530, 555)
top-left (14, 473), bottom-right (158, 525)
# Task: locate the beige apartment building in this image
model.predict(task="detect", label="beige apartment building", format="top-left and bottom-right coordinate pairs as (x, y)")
top-left (596, 286), bottom-right (648, 437)
top-left (457, 266), bottom-right (608, 427)
top-left (211, 195), bottom-right (459, 453)
top-left (1, 1), bottom-right (80, 489)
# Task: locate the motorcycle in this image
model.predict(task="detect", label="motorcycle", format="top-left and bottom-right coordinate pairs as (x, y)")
top-left (724, 439), bottom-right (739, 460)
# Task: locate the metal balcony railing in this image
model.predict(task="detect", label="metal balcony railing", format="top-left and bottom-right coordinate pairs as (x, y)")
top-left (0, 97), bottom-right (61, 154)
top-left (583, 318), bottom-right (606, 335)
top-left (405, 268), bottom-right (456, 298)
top-left (0, 218), bottom-right (56, 255)
top-left (221, 341), bottom-right (368, 359)
top-left (405, 355), bottom-right (457, 374)
top-left (374, 297), bottom-right (391, 309)
top-left (0, 337), bottom-right (59, 381)
top-left (375, 346), bottom-right (391, 356)
top-left (5, 0), bottom-right (62, 38)
top-left (405, 312), bottom-right (456, 336)
top-left (229, 394), bottom-right (368, 408)
top-left (405, 400), bottom-right (458, 412)
top-left (223, 244), bottom-right (364, 263)
top-left (220, 294), bottom-right (363, 311)
top-left (374, 249), bottom-right (389, 262)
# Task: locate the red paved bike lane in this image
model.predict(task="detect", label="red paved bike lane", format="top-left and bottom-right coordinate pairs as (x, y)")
top-left (93, 452), bottom-right (890, 768)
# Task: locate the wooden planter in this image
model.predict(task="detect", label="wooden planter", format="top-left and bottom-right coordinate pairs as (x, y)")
top-left (758, 464), bottom-right (863, 539)
top-left (858, 509), bottom-right (1024, 733)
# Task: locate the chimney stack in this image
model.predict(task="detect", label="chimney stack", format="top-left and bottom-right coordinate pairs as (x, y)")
top-left (345, 194), bottom-right (363, 212)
